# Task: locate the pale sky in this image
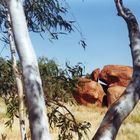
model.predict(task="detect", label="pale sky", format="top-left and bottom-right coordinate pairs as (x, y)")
top-left (1, 0), bottom-right (140, 74)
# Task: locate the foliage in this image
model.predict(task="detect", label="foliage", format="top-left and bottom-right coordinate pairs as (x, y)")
top-left (23, 0), bottom-right (73, 39)
top-left (0, 0), bottom-right (73, 38)
top-left (0, 0), bottom-right (86, 48)
top-left (0, 57), bottom-right (16, 98)
top-left (47, 100), bottom-right (91, 140)
top-left (38, 57), bottom-right (85, 103)
top-left (0, 57), bottom-right (91, 139)
top-left (0, 57), bottom-right (19, 127)
top-left (39, 57), bottom-right (91, 139)
top-left (0, 0), bottom-right (87, 138)
top-left (4, 94), bottom-right (19, 128)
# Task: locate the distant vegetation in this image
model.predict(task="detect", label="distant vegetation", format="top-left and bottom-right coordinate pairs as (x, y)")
top-left (0, 56), bottom-right (91, 139)
top-left (38, 57), bottom-right (84, 103)
top-left (0, 56), bottom-right (86, 103)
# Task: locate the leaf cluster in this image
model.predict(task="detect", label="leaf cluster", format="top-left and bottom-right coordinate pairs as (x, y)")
top-left (0, 58), bottom-right (16, 97)
top-left (23, 0), bottom-right (73, 39)
top-left (0, 57), bottom-right (19, 127)
top-left (47, 100), bottom-right (91, 140)
top-left (0, 0), bottom-right (73, 40)
top-left (38, 57), bottom-right (85, 103)
top-left (0, 57), bottom-right (85, 114)
top-left (0, 0), bottom-right (86, 49)
top-left (0, 57), bottom-right (91, 139)
top-left (4, 94), bottom-right (19, 128)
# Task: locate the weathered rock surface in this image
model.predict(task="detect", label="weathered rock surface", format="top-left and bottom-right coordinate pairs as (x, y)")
top-left (99, 65), bottom-right (133, 87)
top-left (73, 78), bottom-right (105, 106)
top-left (73, 65), bottom-right (133, 107)
top-left (91, 68), bottom-right (100, 82)
top-left (107, 86), bottom-right (126, 106)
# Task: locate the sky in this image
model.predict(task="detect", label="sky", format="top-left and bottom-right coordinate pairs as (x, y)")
top-left (1, 0), bottom-right (140, 74)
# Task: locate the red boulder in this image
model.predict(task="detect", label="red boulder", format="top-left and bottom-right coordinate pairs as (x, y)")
top-left (73, 78), bottom-right (105, 106)
top-left (91, 68), bottom-right (100, 82)
top-left (99, 65), bottom-right (133, 87)
top-left (107, 86), bottom-right (126, 106)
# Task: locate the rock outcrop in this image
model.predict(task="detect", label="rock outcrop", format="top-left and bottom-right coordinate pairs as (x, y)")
top-left (107, 86), bottom-right (126, 106)
top-left (99, 65), bottom-right (133, 87)
top-left (91, 68), bottom-right (100, 82)
top-left (73, 65), bottom-right (133, 107)
top-left (73, 78), bottom-right (105, 106)
top-left (99, 65), bottom-right (133, 106)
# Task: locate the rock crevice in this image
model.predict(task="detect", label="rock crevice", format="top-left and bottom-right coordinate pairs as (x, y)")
top-left (73, 65), bottom-right (133, 107)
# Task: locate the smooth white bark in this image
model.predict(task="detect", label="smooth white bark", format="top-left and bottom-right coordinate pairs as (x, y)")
top-left (6, 0), bottom-right (51, 139)
top-left (7, 13), bottom-right (27, 140)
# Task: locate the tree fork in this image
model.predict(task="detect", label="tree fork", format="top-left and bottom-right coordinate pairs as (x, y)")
top-left (92, 0), bottom-right (140, 140)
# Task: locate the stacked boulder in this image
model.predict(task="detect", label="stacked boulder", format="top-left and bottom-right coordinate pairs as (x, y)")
top-left (73, 65), bottom-right (133, 107)
top-left (99, 65), bottom-right (133, 106)
top-left (73, 78), bottom-right (105, 107)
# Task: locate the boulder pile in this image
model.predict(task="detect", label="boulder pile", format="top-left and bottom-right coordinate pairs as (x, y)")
top-left (73, 65), bottom-right (133, 107)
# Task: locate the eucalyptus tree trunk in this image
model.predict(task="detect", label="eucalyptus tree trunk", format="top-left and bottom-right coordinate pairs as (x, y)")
top-left (92, 0), bottom-right (140, 139)
top-left (5, 0), bottom-right (51, 140)
top-left (7, 13), bottom-right (27, 140)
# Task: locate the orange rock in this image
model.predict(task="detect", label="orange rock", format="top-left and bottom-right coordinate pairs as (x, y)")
top-left (107, 86), bottom-right (126, 107)
top-left (91, 68), bottom-right (100, 82)
top-left (73, 78), bottom-right (105, 106)
top-left (99, 65), bottom-right (133, 87)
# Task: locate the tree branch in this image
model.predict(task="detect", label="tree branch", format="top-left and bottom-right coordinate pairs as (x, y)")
top-left (92, 0), bottom-right (140, 140)
top-left (115, 0), bottom-right (139, 36)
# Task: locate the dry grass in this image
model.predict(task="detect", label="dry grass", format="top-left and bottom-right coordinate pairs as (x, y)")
top-left (116, 102), bottom-right (140, 140)
top-left (0, 98), bottom-right (25, 140)
top-left (1, 98), bottom-right (140, 140)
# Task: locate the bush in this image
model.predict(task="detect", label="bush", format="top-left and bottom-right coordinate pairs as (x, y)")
top-left (0, 57), bottom-right (91, 139)
top-left (38, 57), bottom-right (85, 103)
